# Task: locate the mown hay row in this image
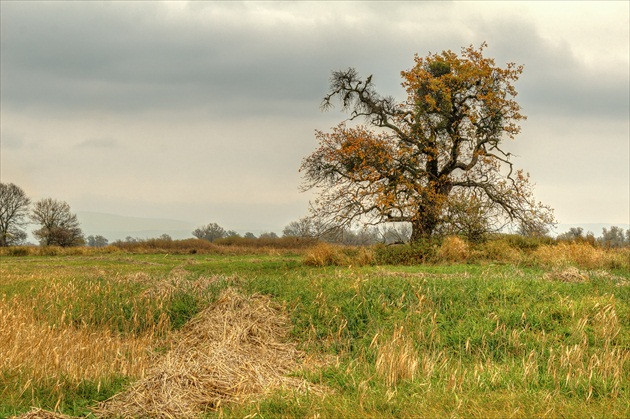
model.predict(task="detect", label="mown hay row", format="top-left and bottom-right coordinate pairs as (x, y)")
top-left (93, 288), bottom-right (319, 418)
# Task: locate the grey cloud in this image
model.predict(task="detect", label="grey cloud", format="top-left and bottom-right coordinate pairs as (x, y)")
top-left (1, 2), bottom-right (464, 117)
top-left (76, 138), bottom-right (119, 149)
top-left (2, 1), bottom-right (627, 229)
top-left (471, 17), bottom-right (629, 120)
top-left (3, 2), bottom-right (626, 123)
top-left (0, 129), bottom-right (25, 149)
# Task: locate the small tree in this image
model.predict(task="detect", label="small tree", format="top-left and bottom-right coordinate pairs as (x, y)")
top-left (31, 198), bottom-right (84, 247)
top-left (375, 223), bottom-right (412, 244)
top-left (283, 216), bottom-right (332, 238)
top-left (192, 222), bottom-right (226, 242)
top-left (86, 235), bottom-right (109, 247)
top-left (283, 217), bottom-right (315, 238)
top-left (243, 232), bottom-right (257, 239)
top-left (0, 183), bottom-right (31, 246)
top-left (599, 226), bottom-right (626, 248)
top-left (259, 232), bottom-right (279, 239)
top-left (557, 227), bottom-right (584, 241)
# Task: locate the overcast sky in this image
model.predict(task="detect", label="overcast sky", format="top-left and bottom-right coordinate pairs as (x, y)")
top-left (1, 1), bottom-right (628, 234)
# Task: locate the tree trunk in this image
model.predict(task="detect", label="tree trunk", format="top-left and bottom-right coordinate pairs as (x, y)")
top-left (409, 182), bottom-right (452, 243)
top-left (410, 212), bottom-right (439, 242)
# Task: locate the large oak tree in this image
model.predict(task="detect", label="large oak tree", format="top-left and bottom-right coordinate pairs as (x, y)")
top-left (301, 44), bottom-right (554, 241)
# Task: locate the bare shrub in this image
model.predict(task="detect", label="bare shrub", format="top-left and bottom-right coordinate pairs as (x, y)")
top-left (475, 239), bottom-right (522, 263)
top-left (303, 243), bottom-right (374, 267)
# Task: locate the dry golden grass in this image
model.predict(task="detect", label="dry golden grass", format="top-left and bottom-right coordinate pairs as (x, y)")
top-left (0, 296), bottom-right (156, 383)
top-left (475, 239), bottom-right (522, 263)
top-left (0, 296), bottom-right (157, 414)
top-left (303, 243), bottom-right (349, 267)
top-left (373, 326), bottom-right (419, 387)
top-left (365, 291), bottom-right (629, 407)
top-left (533, 242), bottom-right (629, 270)
top-left (437, 236), bottom-right (469, 262)
top-left (303, 243), bottom-right (374, 267)
top-left (93, 288), bottom-right (321, 418)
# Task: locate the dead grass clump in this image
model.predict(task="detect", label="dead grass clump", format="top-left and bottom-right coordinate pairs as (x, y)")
top-left (94, 288), bottom-right (317, 418)
top-left (543, 267), bottom-right (589, 283)
top-left (303, 243), bottom-right (374, 267)
top-left (476, 239), bottom-right (522, 263)
top-left (373, 326), bottom-right (419, 388)
top-left (437, 236), bottom-right (469, 262)
top-left (303, 243), bottom-right (350, 266)
top-left (532, 242), bottom-right (615, 269)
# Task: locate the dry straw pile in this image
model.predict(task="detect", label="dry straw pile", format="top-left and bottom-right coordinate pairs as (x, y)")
top-left (437, 236), bottom-right (469, 262)
top-left (9, 408), bottom-right (73, 419)
top-left (93, 287), bottom-right (317, 418)
top-left (543, 266), bottom-right (589, 283)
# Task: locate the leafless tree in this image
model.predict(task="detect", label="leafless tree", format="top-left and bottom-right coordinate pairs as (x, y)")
top-left (0, 183), bottom-right (31, 246)
top-left (31, 198), bottom-right (84, 247)
top-left (192, 222), bottom-right (226, 242)
top-left (86, 235), bottom-right (109, 247)
top-left (599, 226), bottom-right (627, 248)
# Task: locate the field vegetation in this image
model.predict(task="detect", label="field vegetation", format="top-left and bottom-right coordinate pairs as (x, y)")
top-left (1, 236), bottom-right (628, 418)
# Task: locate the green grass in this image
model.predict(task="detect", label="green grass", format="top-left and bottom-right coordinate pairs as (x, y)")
top-left (1, 251), bottom-right (628, 418)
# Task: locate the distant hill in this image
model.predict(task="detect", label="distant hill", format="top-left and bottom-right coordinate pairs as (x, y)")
top-left (76, 212), bottom-right (196, 242)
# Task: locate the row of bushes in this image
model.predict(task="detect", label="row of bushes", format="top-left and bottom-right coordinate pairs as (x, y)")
top-left (303, 236), bottom-right (630, 271)
top-left (2, 234), bottom-right (628, 271)
top-left (0, 236), bottom-right (320, 257)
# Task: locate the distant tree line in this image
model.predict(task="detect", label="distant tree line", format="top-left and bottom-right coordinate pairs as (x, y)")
top-left (190, 222), bottom-right (282, 242)
top-left (556, 226), bottom-right (630, 249)
top-left (2, 181), bottom-right (628, 249)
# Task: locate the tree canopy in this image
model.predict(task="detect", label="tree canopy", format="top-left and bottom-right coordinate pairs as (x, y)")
top-left (301, 44), bottom-right (554, 241)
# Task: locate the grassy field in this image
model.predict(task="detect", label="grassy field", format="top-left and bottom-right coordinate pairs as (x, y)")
top-left (1, 241), bottom-right (629, 418)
